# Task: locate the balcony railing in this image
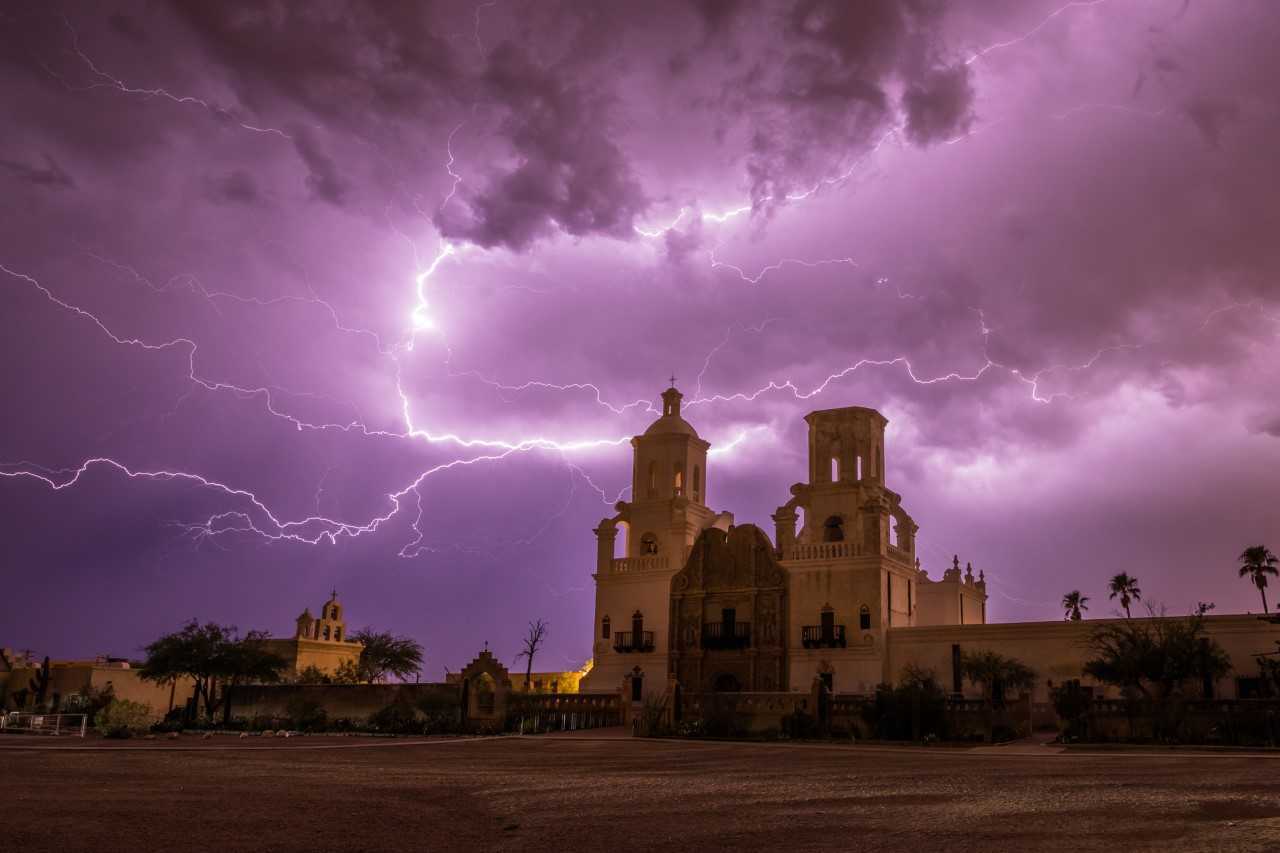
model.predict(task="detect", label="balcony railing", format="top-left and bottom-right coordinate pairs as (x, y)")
top-left (610, 556), bottom-right (669, 574)
top-left (612, 631), bottom-right (655, 653)
top-left (701, 622), bottom-right (751, 650)
top-left (784, 542), bottom-right (862, 562)
top-left (801, 625), bottom-right (847, 648)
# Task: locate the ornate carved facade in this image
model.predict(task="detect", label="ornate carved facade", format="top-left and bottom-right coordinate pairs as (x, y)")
top-left (669, 525), bottom-right (789, 693)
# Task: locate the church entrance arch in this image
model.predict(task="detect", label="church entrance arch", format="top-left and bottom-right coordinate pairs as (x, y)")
top-left (713, 672), bottom-right (741, 693)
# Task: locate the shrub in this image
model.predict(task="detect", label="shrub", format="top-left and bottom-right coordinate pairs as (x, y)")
top-left (368, 700), bottom-right (419, 734)
top-left (415, 692), bottom-right (461, 735)
top-left (781, 710), bottom-right (818, 740)
top-left (295, 665), bottom-right (331, 685)
top-left (1050, 681), bottom-right (1092, 741)
top-left (61, 684), bottom-right (116, 727)
top-left (286, 696), bottom-right (329, 732)
top-left (861, 667), bottom-right (947, 741)
top-left (97, 699), bottom-right (153, 739)
top-left (328, 717), bottom-right (362, 733)
top-left (990, 724), bottom-right (1018, 744)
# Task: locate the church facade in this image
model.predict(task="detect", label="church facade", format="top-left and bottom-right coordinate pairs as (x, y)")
top-left (579, 386), bottom-right (1280, 705)
top-left (580, 387), bottom-right (989, 698)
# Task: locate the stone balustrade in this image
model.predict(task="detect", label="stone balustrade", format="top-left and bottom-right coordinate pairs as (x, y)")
top-left (783, 542), bottom-right (862, 561)
top-left (610, 555), bottom-right (670, 573)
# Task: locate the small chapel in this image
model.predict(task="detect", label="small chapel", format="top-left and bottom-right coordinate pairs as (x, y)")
top-left (262, 590), bottom-right (363, 678)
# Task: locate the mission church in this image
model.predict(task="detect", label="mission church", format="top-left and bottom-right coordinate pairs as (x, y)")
top-left (578, 384), bottom-right (1278, 706)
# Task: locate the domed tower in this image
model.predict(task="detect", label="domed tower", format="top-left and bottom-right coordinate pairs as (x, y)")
top-left (582, 383), bottom-right (722, 695)
top-left (625, 385), bottom-right (714, 559)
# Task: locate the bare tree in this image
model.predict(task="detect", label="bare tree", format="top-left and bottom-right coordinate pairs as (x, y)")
top-left (515, 619), bottom-right (549, 692)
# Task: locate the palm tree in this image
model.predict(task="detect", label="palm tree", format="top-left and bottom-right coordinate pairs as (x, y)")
top-left (1062, 590), bottom-right (1089, 621)
top-left (1238, 545), bottom-right (1279, 614)
top-left (1108, 573), bottom-right (1141, 619)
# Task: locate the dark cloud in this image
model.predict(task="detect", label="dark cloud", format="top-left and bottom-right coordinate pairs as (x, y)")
top-left (291, 127), bottom-right (348, 206)
top-left (106, 12), bottom-right (147, 43)
top-left (167, 1), bottom-right (463, 120)
top-left (716, 0), bottom-right (974, 203)
top-left (902, 64), bottom-right (974, 144)
top-left (1183, 95), bottom-right (1240, 149)
top-left (0, 153), bottom-right (75, 189)
top-left (433, 42), bottom-right (647, 251)
top-left (204, 168), bottom-right (260, 205)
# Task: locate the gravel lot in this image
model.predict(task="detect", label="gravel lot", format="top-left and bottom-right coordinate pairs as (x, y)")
top-left (3, 734), bottom-right (1278, 852)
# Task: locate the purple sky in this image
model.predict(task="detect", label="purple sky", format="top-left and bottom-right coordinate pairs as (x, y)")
top-left (3, 1), bottom-right (1279, 678)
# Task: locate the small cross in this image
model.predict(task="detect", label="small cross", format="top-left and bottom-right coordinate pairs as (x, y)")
top-left (669, 373), bottom-right (677, 388)
top-left (330, 587), bottom-right (337, 600)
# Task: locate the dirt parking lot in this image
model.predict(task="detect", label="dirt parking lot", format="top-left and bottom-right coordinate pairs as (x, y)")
top-left (2, 733), bottom-right (1278, 852)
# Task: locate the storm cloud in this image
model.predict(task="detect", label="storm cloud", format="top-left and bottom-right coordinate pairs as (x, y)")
top-left (2, 0), bottom-right (1279, 674)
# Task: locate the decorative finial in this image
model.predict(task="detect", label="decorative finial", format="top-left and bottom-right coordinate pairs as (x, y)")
top-left (669, 372), bottom-right (677, 388)
top-left (330, 587), bottom-right (337, 600)
top-left (953, 554), bottom-right (960, 572)
top-left (979, 570), bottom-right (985, 582)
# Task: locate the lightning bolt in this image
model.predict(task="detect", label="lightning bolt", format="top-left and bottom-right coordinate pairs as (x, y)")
top-left (2, 0), bottom-right (1209, 563)
top-left (52, 15), bottom-right (291, 140)
top-left (965, 0), bottom-right (1112, 66)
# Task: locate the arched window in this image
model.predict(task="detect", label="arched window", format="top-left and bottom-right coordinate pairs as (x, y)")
top-left (859, 605), bottom-right (871, 630)
top-left (830, 456), bottom-right (840, 482)
top-left (692, 465), bottom-right (701, 502)
top-left (334, 628), bottom-right (341, 642)
top-left (331, 606), bottom-right (339, 620)
top-left (673, 464), bottom-right (684, 497)
top-left (639, 532), bottom-right (659, 555)
top-left (323, 626), bottom-right (331, 640)
top-left (856, 455), bottom-right (863, 480)
top-left (602, 616), bottom-right (611, 639)
top-left (889, 516), bottom-right (899, 548)
top-left (647, 461), bottom-right (657, 498)
top-left (823, 516), bottom-right (844, 542)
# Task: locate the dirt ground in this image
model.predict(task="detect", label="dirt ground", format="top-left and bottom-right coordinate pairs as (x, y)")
top-left (3, 733), bottom-right (1279, 852)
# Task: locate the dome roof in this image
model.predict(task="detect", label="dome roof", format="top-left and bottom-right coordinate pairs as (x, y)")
top-left (643, 412), bottom-right (700, 438)
top-left (642, 386), bottom-right (700, 438)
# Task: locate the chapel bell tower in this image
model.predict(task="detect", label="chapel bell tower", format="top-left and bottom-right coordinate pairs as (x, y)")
top-left (622, 384), bottom-right (714, 561)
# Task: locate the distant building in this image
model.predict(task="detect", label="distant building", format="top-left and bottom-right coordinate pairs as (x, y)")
top-left (448, 659), bottom-right (594, 694)
top-left (263, 591), bottom-right (363, 679)
top-left (0, 650), bottom-right (193, 717)
top-left (579, 384), bottom-right (1280, 704)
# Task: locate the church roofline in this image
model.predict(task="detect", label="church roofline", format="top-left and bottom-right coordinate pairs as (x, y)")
top-left (804, 405), bottom-right (888, 424)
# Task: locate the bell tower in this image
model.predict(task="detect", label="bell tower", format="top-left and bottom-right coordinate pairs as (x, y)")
top-left (622, 384), bottom-right (713, 561)
top-left (581, 383), bottom-right (721, 694)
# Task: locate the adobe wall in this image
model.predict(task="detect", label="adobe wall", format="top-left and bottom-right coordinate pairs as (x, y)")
top-left (1, 663), bottom-right (194, 718)
top-left (228, 682), bottom-right (459, 721)
top-left (885, 614), bottom-right (1280, 701)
